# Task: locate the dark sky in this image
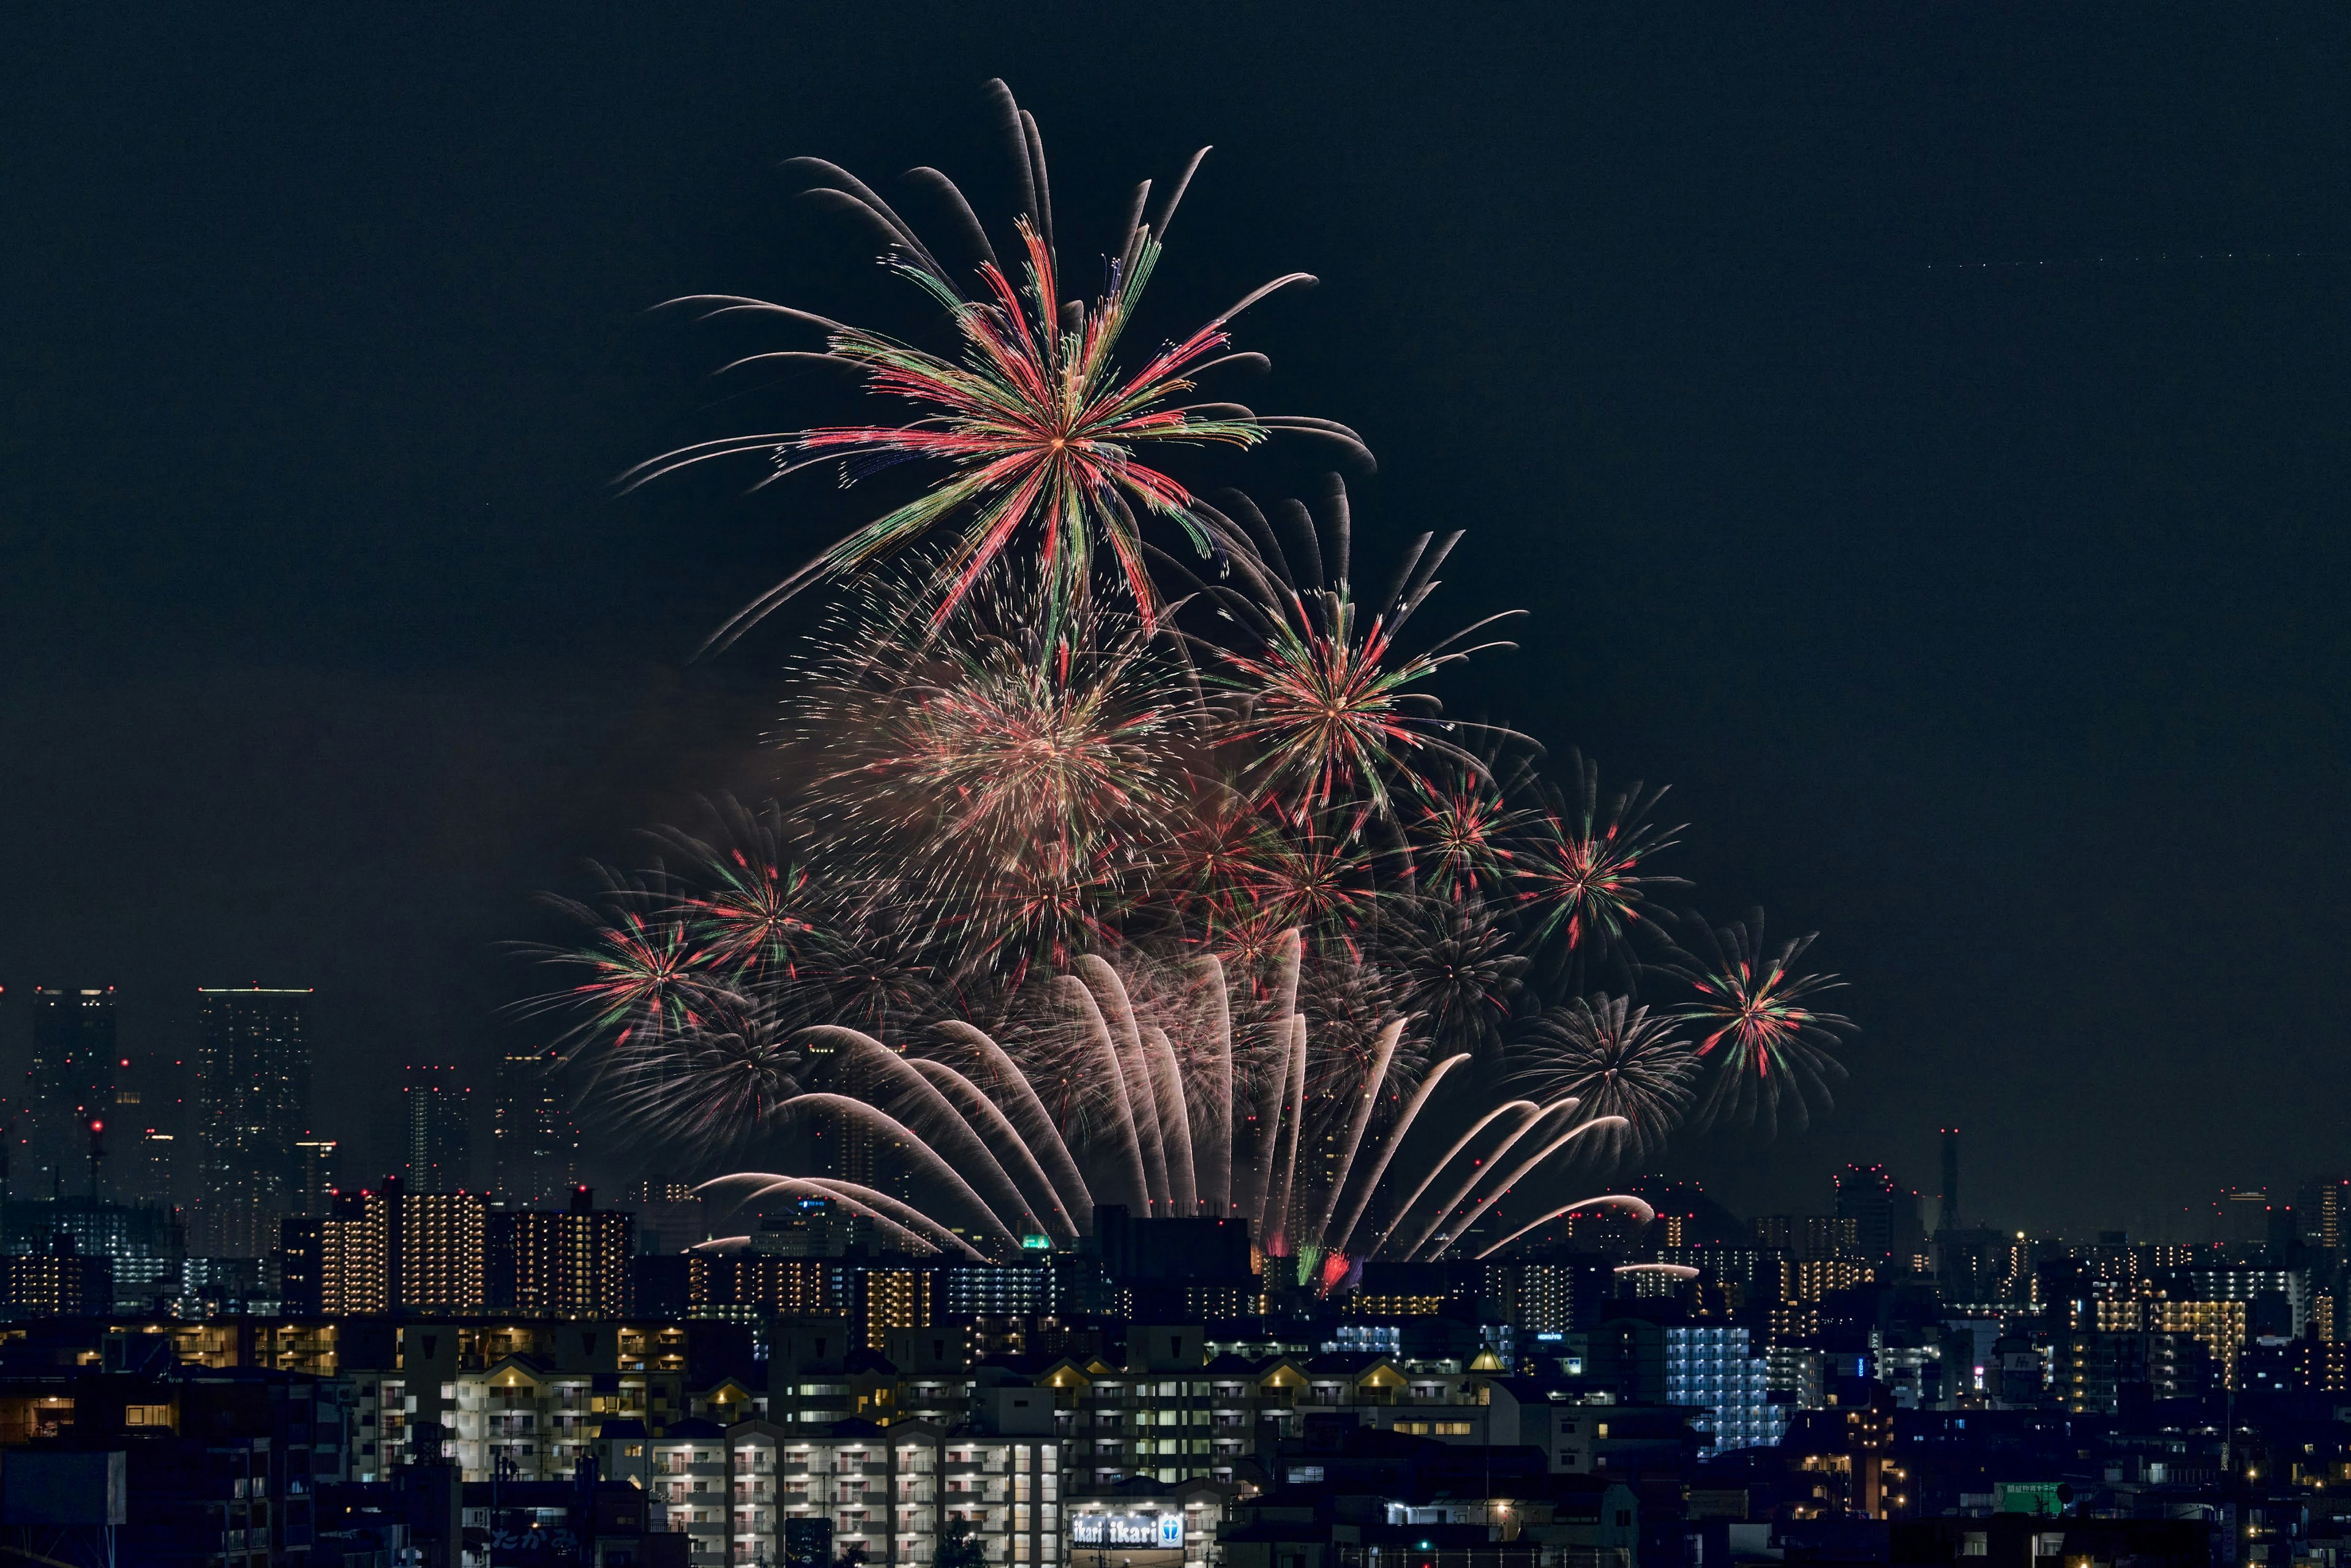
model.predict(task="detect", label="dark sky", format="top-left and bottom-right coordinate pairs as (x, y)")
top-left (6, 5), bottom-right (2349, 1234)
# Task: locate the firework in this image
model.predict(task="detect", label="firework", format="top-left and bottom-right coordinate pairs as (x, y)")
top-left (652, 800), bottom-right (822, 980)
top-left (601, 986), bottom-right (808, 1153)
top-left (1507, 994), bottom-right (1698, 1163)
top-left (1665, 910), bottom-right (1852, 1136)
top-left (623, 80), bottom-right (1367, 647)
top-left (1517, 752), bottom-right (1687, 979)
top-left (529, 879), bottom-right (714, 1056)
top-left (1200, 479), bottom-right (1525, 825)
top-left (1406, 759), bottom-right (1529, 902)
top-left (1389, 896), bottom-right (1526, 1054)
top-left (530, 86), bottom-right (1861, 1275)
top-left (674, 936), bottom-right (1614, 1264)
top-left (790, 564), bottom-right (1196, 978)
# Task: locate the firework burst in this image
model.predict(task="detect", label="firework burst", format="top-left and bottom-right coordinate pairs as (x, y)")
top-left (623, 80), bottom-right (1368, 647)
top-left (791, 564), bottom-right (1196, 978)
top-left (1200, 479), bottom-right (1524, 825)
top-left (1665, 910), bottom-right (1851, 1136)
top-left (1517, 752), bottom-right (1687, 980)
top-left (1507, 994), bottom-right (1698, 1163)
top-left (1390, 896), bottom-right (1528, 1055)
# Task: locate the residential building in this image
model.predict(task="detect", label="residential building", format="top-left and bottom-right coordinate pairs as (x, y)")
top-left (1662, 1324), bottom-right (1787, 1456)
top-left (487, 1187), bottom-right (636, 1318)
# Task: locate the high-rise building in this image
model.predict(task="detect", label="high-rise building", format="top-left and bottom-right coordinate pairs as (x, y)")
top-left (2300, 1177), bottom-right (2350, 1251)
top-left (402, 1063), bottom-right (471, 1192)
top-left (491, 1049), bottom-right (575, 1206)
top-left (1802, 1215), bottom-right (1860, 1259)
top-left (804, 1031), bottom-right (910, 1244)
top-left (1835, 1164), bottom-right (1898, 1263)
top-left (1938, 1128), bottom-right (1960, 1234)
top-left (486, 1187), bottom-right (636, 1318)
top-left (116, 1046), bottom-right (189, 1211)
top-left (193, 987), bottom-right (312, 1257)
top-left (131, 1130), bottom-right (180, 1209)
top-left (2213, 1188), bottom-right (2273, 1247)
top-left (28, 986), bottom-right (116, 1199)
top-left (295, 1138), bottom-right (340, 1215)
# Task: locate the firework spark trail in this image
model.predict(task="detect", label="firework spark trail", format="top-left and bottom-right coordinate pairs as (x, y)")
top-left (1311, 1018), bottom-right (1404, 1243)
top-left (909, 1059), bottom-right (1079, 1243)
top-left (1144, 1024), bottom-right (1199, 1215)
top-left (1471, 1193), bottom-right (1657, 1261)
top-left (1322, 1052), bottom-right (1470, 1256)
top-left (1054, 975), bottom-right (1152, 1211)
top-left (772, 1093), bottom-right (1023, 1253)
top-left (1263, 1011), bottom-right (1310, 1251)
top-left (1234, 931), bottom-right (1302, 1228)
top-left (1368, 1101), bottom-right (1539, 1258)
top-left (686, 937), bottom-right (1619, 1266)
top-left (809, 1030), bottom-right (1044, 1232)
top-left (1423, 1115), bottom-right (1635, 1258)
top-left (1390, 1098), bottom-right (1580, 1259)
top-left (931, 1019), bottom-right (1093, 1229)
top-left (705, 1172), bottom-right (970, 1258)
top-left (1196, 956), bottom-right (1235, 1214)
top-left (1077, 958), bottom-right (1171, 1210)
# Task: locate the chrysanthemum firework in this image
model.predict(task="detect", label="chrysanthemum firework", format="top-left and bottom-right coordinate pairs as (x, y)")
top-left (1507, 994), bottom-right (1698, 1164)
top-left (1517, 752), bottom-right (1687, 979)
top-left (651, 800), bottom-right (822, 980)
top-left (1197, 479), bottom-right (1524, 825)
top-left (790, 564), bottom-right (1198, 978)
top-left (1664, 910), bottom-right (1851, 1136)
top-left (1389, 896), bottom-right (1528, 1055)
top-left (624, 80), bottom-right (1367, 647)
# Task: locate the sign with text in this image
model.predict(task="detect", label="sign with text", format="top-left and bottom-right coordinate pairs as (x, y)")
top-left (1072, 1514), bottom-right (1183, 1550)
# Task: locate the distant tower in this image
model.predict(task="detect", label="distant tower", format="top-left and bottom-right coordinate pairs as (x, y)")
top-left (194, 987), bottom-right (312, 1257)
top-left (30, 987), bottom-right (116, 1199)
top-left (1939, 1128), bottom-right (1960, 1234)
top-left (402, 1063), bottom-right (472, 1193)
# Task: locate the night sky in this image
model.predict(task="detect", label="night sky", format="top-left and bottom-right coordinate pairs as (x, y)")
top-left (6, 6), bottom-right (2349, 1234)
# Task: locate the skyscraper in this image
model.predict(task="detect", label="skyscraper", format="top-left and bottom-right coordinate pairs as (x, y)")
top-left (295, 1137), bottom-right (340, 1215)
top-left (1835, 1163), bottom-right (1899, 1263)
top-left (193, 987), bottom-right (312, 1258)
top-left (490, 1049), bottom-right (574, 1206)
top-left (28, 987), bottom-right (116, 1200)
top-left (402, 1063), bottom-right (471, 1192)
